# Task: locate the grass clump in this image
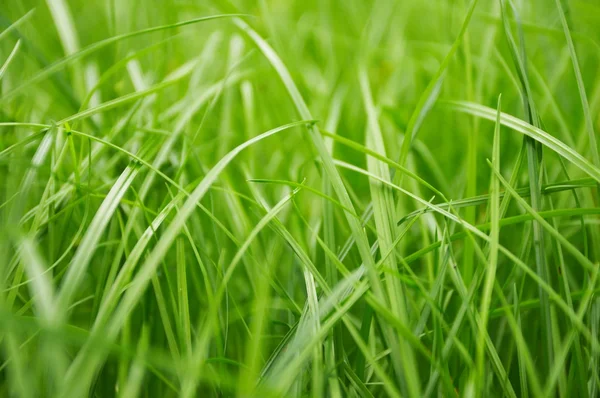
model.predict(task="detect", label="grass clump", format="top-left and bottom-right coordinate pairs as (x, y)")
top-left (1, 0), bottom-right (600, 396)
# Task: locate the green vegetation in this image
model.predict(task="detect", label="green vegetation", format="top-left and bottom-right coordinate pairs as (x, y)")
top-left (1, 0), bottom-right (599, 396)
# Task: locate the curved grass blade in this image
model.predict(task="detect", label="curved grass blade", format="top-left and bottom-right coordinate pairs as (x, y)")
top-left (444, 101), bottom-right (600, 182)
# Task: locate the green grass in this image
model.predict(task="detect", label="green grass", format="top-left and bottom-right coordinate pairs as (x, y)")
top-left (1, 0), bottom-right (600, 396)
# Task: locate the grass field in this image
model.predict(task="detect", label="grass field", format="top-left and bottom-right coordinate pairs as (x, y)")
top-left (1, 0), bottom-right (600, 396)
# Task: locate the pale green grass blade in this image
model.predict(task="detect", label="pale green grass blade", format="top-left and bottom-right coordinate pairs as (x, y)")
top-left (17, 238), bottom-right (57, 322)
top-left (0, 39), bottom-right (20, 82)
top-left (45, 0), bottom-right (79, 56)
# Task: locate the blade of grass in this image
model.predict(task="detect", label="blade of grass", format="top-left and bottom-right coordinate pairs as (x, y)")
top-left (475, 94), bottom-right (501, 394)
top-left (0, 39), bottom-right (20, 82)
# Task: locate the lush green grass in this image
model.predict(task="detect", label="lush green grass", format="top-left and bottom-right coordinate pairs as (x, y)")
top-left (1, 0), bottom-right (600, 396)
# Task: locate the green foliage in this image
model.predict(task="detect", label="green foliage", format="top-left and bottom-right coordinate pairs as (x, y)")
top-left (1, 0), bottom-right (599, 396)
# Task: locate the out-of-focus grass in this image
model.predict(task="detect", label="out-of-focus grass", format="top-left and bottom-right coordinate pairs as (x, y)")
top-left (1, 0), bottom-right (599, 396)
